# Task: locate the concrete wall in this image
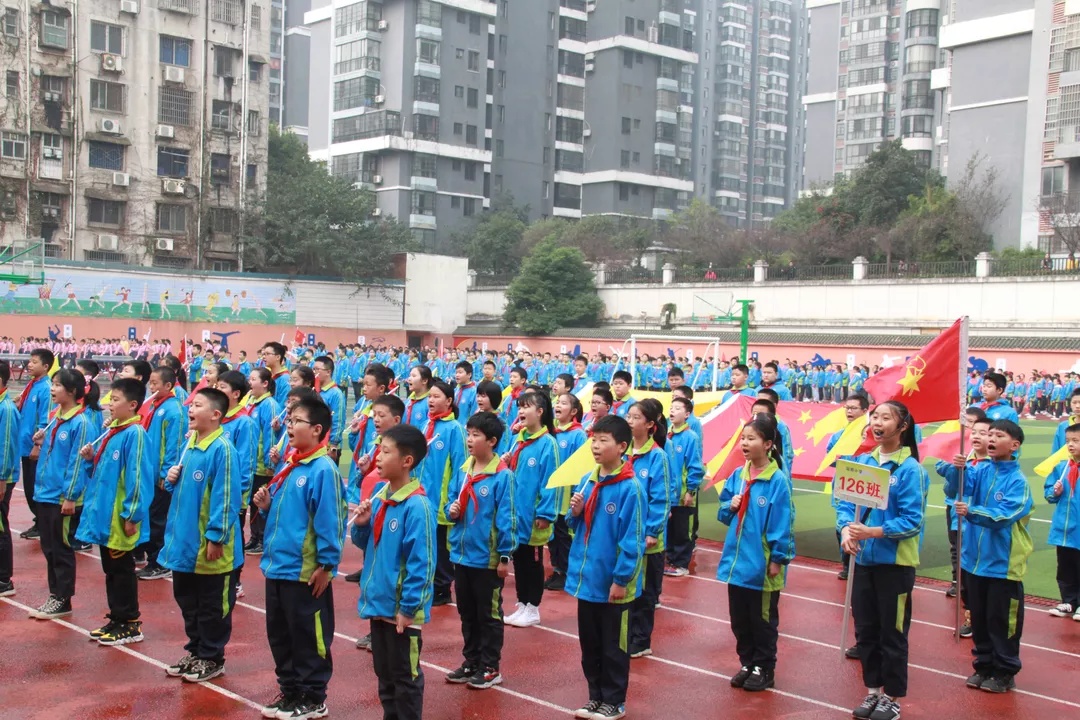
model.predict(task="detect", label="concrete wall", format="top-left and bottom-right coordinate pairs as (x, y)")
top-left (403, 252), bottom-right (469, 332)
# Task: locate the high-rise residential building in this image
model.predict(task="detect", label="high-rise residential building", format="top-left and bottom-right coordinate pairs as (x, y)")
top-left (0, 0), bottom-right (270, 270)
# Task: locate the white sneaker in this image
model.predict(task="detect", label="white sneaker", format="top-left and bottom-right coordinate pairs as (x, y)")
top-left (1073, 609), bottom-right (1080, 622)
top-left (236, 583), bottom-right (245, 599)
top-left (1050, 603), bottom-right (1074, 617)
top-left (514, 603), bottom-right (541, 628)
top-left (503, 602), bottom-right (525, 625)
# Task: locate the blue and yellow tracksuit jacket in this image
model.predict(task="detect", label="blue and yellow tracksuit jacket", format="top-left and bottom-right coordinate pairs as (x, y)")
top-left (76, 417), bottom-right (154, 551)
top-left (761, 382), bottom-right (792, 401)
top-left (0, 390), bottom-right (20, 492)
top-left (445, 457), bottom-right (516, 570)
top-left (1052, 416), bottom-right (1079, 454)
top-left (259, 449), bottom-right (346, 582)
top-left (345, 404), bottom-right (379, 505)
top-left (508, 428), bottom-right (560, 546)
top-left (665, 424), bottom-right (704, 497)
top-left (565, 463), bottom-right (645, 604)
top-left (144, 395), bottom-right (186, 486)
top-left (419, 415), bottom-right (467, 525)
top-left (942, 458), bottom-right (1033, 581)
top-left (716, 461), bottom-right (795, 591)
top-left (405, 392), bottom-right (430, 433)
top-left (247, 393), bottom-right (279, 477)
top-left (835, 448), bottom-right (930, 568)
top-left (352, 478), bottom-right (437, 622)
top-left (33, 408), bottom-right (92, 505)
top-left (1046, 460), bottom-right (1080, 551)
top-left (980, 399), bottom-right (1019, 424)
top-left (611, 395), bottom-right (636, 419)
top-left (221, 407), bottom-right (257, 502)
top-left (455, 384), bottom-right (478, 425)
top-left (554, 422), bottom-right (588, 513)
top-left (935, 454), bottom-right (986, 531)
top-left (16, 375), bottom-right (52, 457)
top-left (271, 370), bottom-right (291, 408)
top-left (319, 383), bottom-right (346, 448)
top-left (777, 418), bottom-right (794, 474)
top-left (159, 428), bottom-right (243, 574)
top-left (630, 439), bottom-right (672, 554)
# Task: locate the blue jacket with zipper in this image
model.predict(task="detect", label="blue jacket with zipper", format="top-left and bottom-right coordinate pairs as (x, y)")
top-left (444, 457), bottom-right (516, 569)
top-left (716, 461), bottom-right (795, 591)
top-left (630, 439), bottom-right (672, 554)
top-left (508, 428), bottom-right (560, 546)
top-left (419, 415), bottom-right (467, 525)
top-left (34, 408), bottom-right (92, 505)
top-left (75, 418), bottom-right (154, 551)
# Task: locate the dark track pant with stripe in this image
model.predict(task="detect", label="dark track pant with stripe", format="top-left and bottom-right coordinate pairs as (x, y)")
top-left (666, 503), bottom-right (696, 568)
top-left (728, 583), bottom-right (780, 671)
top-left (371, 618), bottom-right (424, 720)
top-left (578, 599), bottom-right (630, 707)
top-left (964, 572), bottom-right (1024, 679)
top-left (37, 502), bottom-right (79, 599)
top-left (265, 579), bottom-right (335, 704)
top-left (455, 564), bottom-right (505, 671)
top-left (172, 569), bottom-right (239, 664)
top-left (0, 483), bottom-right (11, 584)
top-left (852, 563), bottom-right (915, 698)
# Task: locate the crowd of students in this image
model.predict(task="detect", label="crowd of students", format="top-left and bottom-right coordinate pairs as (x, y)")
top-left (0, 341), bottom-right (1077, 720)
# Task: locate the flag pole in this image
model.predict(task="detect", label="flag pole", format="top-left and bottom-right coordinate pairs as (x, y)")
top-left (839, 503), bottom-right (861, 658)
top-left (955, 315), bottom-right (969, 640)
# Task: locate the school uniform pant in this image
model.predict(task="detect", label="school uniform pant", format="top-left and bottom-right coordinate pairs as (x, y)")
top-left (512, 544), bottom-right (545, 607)
top-left (37, 503), bottom-right (79, 599)
top-left (0, 483), bottom-right (12, 584)
top-left (370, 618), bottom-right (424, 720)
top-left (577, 600), bottom-right (630, 707)
top-left (248, 475), bottom-right (271, 543)
top-left (628, 552), bottom-right (664, 652)
top-left (727, 584), bottom-right (780, 670)
top-left (434, 525), bottom-right (454, 600)
top-left (1056, 545), bottom-right (1080, 608)
top-left (455, 564), bottom-right (505, 670)
top-left (836, 530), bottom-right (850, 569)
top-left (964, 573), bottom-right (1024, 679)
top-left (666, 503), bottom-right (696, 569)
top-left (100, 547), bottom-right (140, 622)
top-left (548, 516), bottom-right (572, 575)
top-left (852, 563), bottom-right (915, 698)
top-left (946, 508), bottom-right (958, 582)
top-left (172, 569), bottom-right (239, 664)
top-left (141, 484), bottom-right (171, 567)
top-left (21, 457), bottom-right (39, 525)
top-left (265, 579), bottom-right (335, 704)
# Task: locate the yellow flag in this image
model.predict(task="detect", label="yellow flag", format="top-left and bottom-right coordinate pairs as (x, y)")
top-left (48, 354), bottom-right (61, 378)
top-left (1036, 446), bottom-right (1069, 478)
top-left (547, 442), bottom-right (596, 489)
top-left (815, 415), bottom-right (869, 476)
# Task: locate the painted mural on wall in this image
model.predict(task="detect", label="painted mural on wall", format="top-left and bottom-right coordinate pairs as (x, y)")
top-left (0, 267), bottom-right (296, 325)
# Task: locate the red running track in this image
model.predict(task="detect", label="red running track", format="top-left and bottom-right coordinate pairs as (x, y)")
top-left (2, 487), bottom-right (1079, 720)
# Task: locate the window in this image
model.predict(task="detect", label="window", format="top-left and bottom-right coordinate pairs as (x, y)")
top-left (418, 38), bottom-right (440, 65)
top-left (464, 162), bottom-right (476, 181)
top-left (1, 132), bottom-right (26, 160)
top-left (414, 75), bottom-right (440, 103)
top-left (90, 21), bottom-right (123, 54)
top-left (158, 86), bottom-right (193, 125)
top-left (334, 39), bottom-right (381, 74)
top-left (334, 76), bottom-right (379, 110)
top-left (469, 14), bottom-right (481, 35)
top-left (498, 105), bottom-right (504, 124)
top-left (453, 122), bottom-right (463, 136)
top-left (41, 133), bottom-right (62, 154)
top-left (212, 208), bottom-right (238, 234)
top-left (414, 113), bottom-right (439, 140)
top-left (246, 164), bottom-right (257, 184)
top-left (247, 110), bottom-right (260, 136)
top-left (465, 124), bottom-right (478, 146)
top-left (464, 197), bottom-right (475, 216)
top-left (41, 11), bottom-right (68, 48)
top-left (90, 79), bottom-right (125, 112)
top-left (467, 50), bottom-right (480, 72)
top-left (902, 79), bottom-right (933, 110)
top-left (214, 47), bottom-right (237, 77)
top-left (417, 0), bottom-right (441, 27)
top-left (619, 184), bottom-right (629, 201)
top-left (335, 1), bottom-right (382, 35)
top-left (2, 8), bottom-right (16, 36)
top-left (211, 0), bottom-right (243, 25)
top-left (900, 115), bottom-right (933, 138)
top-left (454, 85), bottom-right (464, 98)
top-left (906, 8), bottom-right (939, 38)
top-left (160, 36), bottom-right (192, 66)
top-left (451, 196), bottom-right (460, 209)
top-left (411, 191), bottom-right (436, 216)
top-left (211, 259), bottom-right (236, 272)
top-left (466, 87), bottom-right (478, 108)
top-left (157, 146), bottom-right (189, 177)
top-left (210, 153), bottom-right (231, 184)
top-left (88, 198), bottom-right (124, 226)
top-left (4, 71), bottom-right (16, 97)
top-left (621, 117), bottom-right (631, 134)
top-left (212, 100), bottom-right (233, 130)
top-left (495, 139), bottom-right (503, 157)
top-left (1043, 166), bottom-right (1066, 197)
top-left (88, 141), bottom-right (124, 170)
top-left (249, 60), bottom-right (262, 82)
top-left (904, 44), bottom-right (936, 74)
top-left (413, 154), bottom-right (437, 178)
top-left (157, 204), bottom-right (187, 233)
top-left (557, 83), bottom-right (584, 111)
top-left (620, 150), bottom-right (630, 168)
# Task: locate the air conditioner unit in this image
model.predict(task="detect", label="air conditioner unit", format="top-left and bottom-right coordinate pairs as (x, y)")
top-left (42, 207), bottom-right (60, 218)
top-left (43, 91), bottom-right (60, 102)
top-left (374, 94), bottom-right (385, 105)
top-left (377, 19), bottom-right (388, 31)
top-left (99, 118), bottom-right (122, 134)
top-left (585, 53), bottom-right (596, 61)
top-left (112, 172), bottom-right (130, 187)
top-left (42, 147), bottom-right (61, 159)
top-left (120, 0), bottom-right (139, 13)
top-left (97, 234), bottom-right (119, 251)
top-left (582, 128), bottom-right (592, 137)
top-left (585, 62), bottom-right (595, 73)
top-left (371, 207), bottom-right (382, 217)
top-left (156, 124), bottom-right (175, 138)
top-left (101, 54), bottom-right (123, 73)
top-left (164, 66), bottom-right (185, 83)
top-left (585, 0), bottom-right (596, 11)
top-left (372, 174), bottom-right (383, 185)
top-left (162, 178), bottom-right (186, 195)
top-left (155, 237), bottom-right (174, 251)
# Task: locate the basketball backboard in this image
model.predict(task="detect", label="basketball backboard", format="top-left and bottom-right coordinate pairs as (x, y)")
top-left (0, 240), bottom-right (45, 285)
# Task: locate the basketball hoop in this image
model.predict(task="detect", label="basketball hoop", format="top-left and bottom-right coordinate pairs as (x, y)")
top-left (0, 241), bottom-right (46, 285)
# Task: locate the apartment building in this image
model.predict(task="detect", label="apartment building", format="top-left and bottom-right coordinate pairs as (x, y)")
top-left (0, 0), bottom-right (269, 270)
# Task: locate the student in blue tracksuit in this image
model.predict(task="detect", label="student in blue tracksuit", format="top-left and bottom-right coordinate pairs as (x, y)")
top-left (159, 387), bottom-right (242, 683)
top-left (724, 364), bottom-right (757, 403)
top-left (75, 377), bottom-right (155, 646)
top-left (405, 365), bottom-right (433, 432)
top-left (443, 412), bottom-right (517, 689)
top-left (1052, 389), bottom-right (1080, 453)
top-left (75, 359), bottom-right (104, 431)
top-left (137, 366), bottom-right (187, 581)
top-left (244, 367), bottom-right (279, 554)
top-left (28, 369), bottom-right (93, 620)
top-left (626, 399), bottom-right (672, 658)
top-left (942, 419), bottom-right (1032, 694)
top-left (346, 364), bottom-right (394, 508)
top-left (1046, 422), bottom-right (1080, 620)
top-left (314, 355), bottom-right (346, 462)
top-left (755, 392), bottom-right (794, 473)
top-left (476, 381), bottom-right (513, 456)
top-left (503, 391), bottom-right (560, 628)
top-left (760, 362), bottom-right (792, 401)
top-left (572, 356), bottom-right (591, 394)
top-left (610, 371), bottom-right (637, 418)
top-left (717, 413), bottom-right (795, 692)
top-left (16, 347), bottom-right (54, 539)
top-left (565, 415), bottom-right (645, 720)
top-left (978, 372), bottom-right (1020, 424)
top-left (260, 342), bottom-right (292, 409)
top-left (454, 361), bottom-right (479, 424)
top-left (350, 424), bottom-right (436, 720)
top-left (419, 380), bottom-right (467, 605)
top-left (216, 371), bottom-right (257, 595)
top-left (252, 395), bottom-right (346, 720)
top-left (826, 392), bottom-right (871, 580)
top-left (498, 367), bottom-right (528, 432)
top-left (837, 401), bottom-right (929, 720)
top-left (665, 396), bottom-right (704, 577)
top-left (0, 361), bottom-right (21, 596)
top-left (547, 393), bottom-right (588, 591)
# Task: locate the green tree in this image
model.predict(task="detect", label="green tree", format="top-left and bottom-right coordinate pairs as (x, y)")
top-left (243, 127), bottom-right (413, 278)
top-left (844, 139), bottom-right (942, 228)
top-left (451, 198), bottom-right (529, 276)
top-left (662, 199), bottom-right (745, 268)
top-left (503, 238), bottom-right (604, 335)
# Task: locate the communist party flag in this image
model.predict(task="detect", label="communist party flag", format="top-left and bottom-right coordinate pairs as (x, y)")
top-left (918, 420), bottom-right (965, 461)
top-left (862, 319), bottom-right (963, 424)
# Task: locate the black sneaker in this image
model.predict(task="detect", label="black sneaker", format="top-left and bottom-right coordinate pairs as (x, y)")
top-left (260, 693), bottom-right (296, 719)
top-left (19, 525), bottom-right (40, 540)
top-left (592, 704), bottom-right (626, 719)
top-left (852, 693), bottom-right (880, 720)
top-left (730, 665), bottom-right (752, 688)
top-left (742, 666), bottom-right (774, 692)
top-left (945, 582), bottom-right (957, 598)
top-left (30, 595), bottom-right (72, 620)
top-left (355, 633), bottom-right (372, 651)
top-left (845, 645), bottom-right (859, 659)
top-left (544, 572), bottom-right (566, 591)
top-left (344, 570), bottom-right (362, 583)
top-left (837, 569), bottom-right (848, 581)
top-left (959, 622), bottom-right (973, 639)
top-left (467, 667), bottom-right (503, 689)
top-left (432, 594), bottom-right (452, 607)
top-left (965, 672), bottom-right (989, 689)
top-left (980, 675), bottom-right (1015, 694)
top-left (284, 699), bottom-right (329, 719)
top-left (0, 580), bottom-right (14, 598)
top-left (183, 658), bottom-right (225, 683)
top-left (573, 701), bottom-right (601, 719)
top-left (137, 564), bottom-right (172, 581)
top-left (446, 664), bottom-right (477, 684)
top-left (245, 542), bottom-right (264, 556)
top-left (868, 697), bottom-right (900, 720)
top-left (89, 619), bottom-right (118, 640)
top-left (97, 620), bottom-right (144, 646)
top-left (166, 654), bottom-right (197, 678)
top-left (71, 540), bottom-right (92, 552)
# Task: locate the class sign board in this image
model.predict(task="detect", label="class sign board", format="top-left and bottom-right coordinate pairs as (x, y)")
top-left (833, 459), bottom-right (891, 509)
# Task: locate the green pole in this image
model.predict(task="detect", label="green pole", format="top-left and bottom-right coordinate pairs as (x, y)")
top-left (738, 300), bottom-right (752, 362)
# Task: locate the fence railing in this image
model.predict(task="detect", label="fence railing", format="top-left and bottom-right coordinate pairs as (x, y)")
top-left (776, 264), bottom-right (848, 281)
top-left (605, 266), bottom-right (663, 285)
top-left (675, 266), bottom-right (753, 283)
top-left (866, 260), bottom-right (975, 278)
top-left (472, 272), bottom-right (517, 288)
top-left (990, 256), bottom-right (1080, 277)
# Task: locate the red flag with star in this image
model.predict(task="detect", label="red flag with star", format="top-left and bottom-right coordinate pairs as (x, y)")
top-left (862, 319), bottom-right (962, 424)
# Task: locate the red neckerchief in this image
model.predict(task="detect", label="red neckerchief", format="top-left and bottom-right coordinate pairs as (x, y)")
top-left (353, 411), bottom-right (372, 468)
top-left (556, 421), bottom-right (583, 434)
top-left (1069, 460), bottom-right (1079, 494)
top-left (459, 460), bottom-right (507, 521)
top-left (373, 483), bottom-right (426, 546)
top-left (50, 405), bottom-right (85, 447)
top-left (425, 410), bottom-right (453, 443)
top-left (267, 438), bottom-right (329, 495)
top-left (364, 438), bottom-right (382, 474)
top-left (16, 375), bottom-right (43, 411)
top-left (612, 395), bottom-right (630, 414)
top-left (508, 428), bottom-right (547, 471)
top-left (221, 406), bottom-right (244, 425)
top-left (94, 419), bottom-right (139, 466)
top-left (139, 393), bottom-right (171, 430)
top-left (406, 393), bottom-right (428, 425)
top-left (736, 463), bottom-right (767, 524)
top-left (455, 382), bottom-right (475, 407)
top-left (583, 461), bottom-right (635, 543)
